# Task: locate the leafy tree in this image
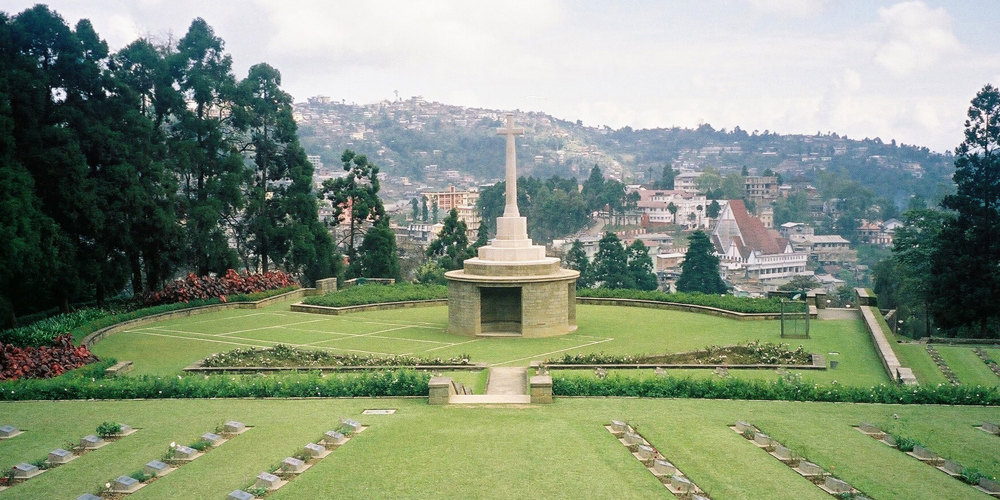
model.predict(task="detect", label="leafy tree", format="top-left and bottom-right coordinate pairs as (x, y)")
top-left (472, 222), bottom-right (489, 249)
top-left (592, 233), bottom-right (633, 289)
top-left (773, 192), bottom-right (810, 225)
top-left (357, 218), bottom-right (400, 280)
top-left (431, 199), bottom-right (439, 223)
top-left (410, 198), bottom-right (419, 221)
top-left (426, 208), bottom-right (473, 271)
top-left (652, 163), bottom-right (676, 189)
top-left (421, 195), bottom-right (429, 222)
top-left (172, 18), bottom-right (245, 275)
top-left (930, 84), bottom-right (1000, 337)
top-left (415, 261), bottom-right (446, 285)
top-left (667, 202), bottom-right (678, 224)
top-left (626, 240), bottom-right (658, 291)
top-left (676, 230), bottom-right (726, 294)
top-left (694, 166), bottom-right (722, 195)
top-left (881, 209), bottom-right (949, 337)
top-left (581, 164), bottom-right (606, 213)
top-left (720, 172), bottom-right (746, 200)
top-left (706, 200), bottom-right (722, 219)
top-left (565, 239), bottom-right (592, 288)
top-left (322, 150), bottom-right (384, 278)
top-left (777, 275), bottom-right (820, 292)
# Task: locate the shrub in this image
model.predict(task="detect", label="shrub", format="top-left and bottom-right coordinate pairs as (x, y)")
top-left (0, 369), bottom-right (431, 401)
top-left (138, 269), bottom-right (298, 307)
top-left (961, 467), bottom-right (984, 485)
top-left (303, 283), bottom-right (447, 308)
top-left (547, 341), bottom-right (810, 365)
top-left (577, 288), bottom-right (784, 313)
top-left (96, 422), bottom-right (122, 438)
top-left (0, 309), bottom-right (106, 347)
top-left (892, 434), bottom-right (919, 452)
top-left (0, 335), bottom-right (98, 380)
top-left (201, 344), bottom-right (470, 368)
top-left (550, 374), bottom-right (1000, 406)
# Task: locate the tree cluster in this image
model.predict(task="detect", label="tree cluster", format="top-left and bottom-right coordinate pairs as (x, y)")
top-left (0, 7), bottom-right (334, 325)
top-left (565, 234), bottom-right (657, 291)
top-left (478, 175), bottom-right (589, 242)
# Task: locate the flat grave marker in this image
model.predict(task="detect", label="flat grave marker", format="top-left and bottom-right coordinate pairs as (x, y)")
top-left (228, 491), bottom-right (255, 500)
top-left (281, 456), bottom-right (307, 474)
top-left (668, 474), bottom-right (694, 495)
top-left (321, 430), bottom-right (348, 449)
top-left (110, 475), bottom-right (141, 494)
top-left (303, 442), bottom-right (329, 459)
top-left (201, 432), bottom-right (223, 446)
top-left (145, 460), bottom-right (172, 477)
top-left (0, 425), bottom-right (22, 439)
top-left (821, 476), bottom-right (853, 494)
top-left (977, 477), bottom-right (1000, 497)
top-left (47, 448), bottom-right (75, 465)
top-left (80, 434), bottom-right (105, 450)
top-left (979, 421), bottom-right (1000, 435)
top-left (650, 459), bottom-right (676, 479)
top-left (13, 462), bottom-right (42, 480)
top-left (938, 459), bottom-right (963, 478)
top-left (362, 409), bottom-right (396, 415)
top-left (76, 494), bottom-right (102, 500)
top-left (171, 444), bottom-right (199, 462)
top-left (255, 471), bottom-right (284, 491)
top-left (794, 460), bottom-right (826, 479)
top-left (222, 421), bottom-right (247, 435)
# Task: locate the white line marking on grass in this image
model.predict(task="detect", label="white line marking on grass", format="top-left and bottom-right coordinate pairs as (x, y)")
top-left (410, 338), bottom-right (481, 355)
top-left (186, 312), bottom-right (287, 325)
top-left (216, 318), bottom-right (329, 336)
top-left (130, 330), bottom-right (395, 357)
top-left (128, 331), bottom-right (273, 349)
top-left (489, 338), bottom-right (615, 366)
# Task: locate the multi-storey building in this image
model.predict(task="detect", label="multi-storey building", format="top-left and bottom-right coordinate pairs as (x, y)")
top-left (712, 200), bottom-right (808, 281)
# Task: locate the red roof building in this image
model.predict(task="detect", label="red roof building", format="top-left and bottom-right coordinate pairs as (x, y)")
top-left (712, 200), bottom-right (807, 280)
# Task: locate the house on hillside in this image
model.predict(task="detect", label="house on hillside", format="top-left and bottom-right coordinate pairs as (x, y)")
top-left (712, 200), bottom-right (808, 281)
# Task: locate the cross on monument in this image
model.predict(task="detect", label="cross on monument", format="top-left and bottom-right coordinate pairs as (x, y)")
top-left (497, 113), bottom-right (524, 217)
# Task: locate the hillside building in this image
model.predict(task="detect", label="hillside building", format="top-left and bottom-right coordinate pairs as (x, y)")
top-left (712, 200), bottom-right (807, 281)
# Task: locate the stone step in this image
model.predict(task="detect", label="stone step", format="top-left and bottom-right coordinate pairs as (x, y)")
top-left (476, 332), bottom-right (522, 338)
top-left (486, 367), bottom-right (528, 396)
top-left (449, 394), bottom-right (531, 404)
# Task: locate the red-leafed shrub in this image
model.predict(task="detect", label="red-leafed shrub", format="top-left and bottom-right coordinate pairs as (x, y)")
top-left (0, 335), bottom-right (98, 381)
top-left (139, 269), bottom-right (298, 307)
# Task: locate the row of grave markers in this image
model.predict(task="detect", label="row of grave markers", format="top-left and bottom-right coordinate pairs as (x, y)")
top-left (973, 348), bottom-right (1000, 378)
top-left (855, 421), bottom-right (1000, 498)
top-left (74, 420), bottom-right (250, 499)
top-left (925, 345), bottom-right (961, 385)
top-left (733, 421), bottom-right (871, 499)
top-left (607, 420), bottom-right (710, 499)
top-left (228, 418), bottom-right (366, 499)
top-left (0, 423), bottom-right (138, 492)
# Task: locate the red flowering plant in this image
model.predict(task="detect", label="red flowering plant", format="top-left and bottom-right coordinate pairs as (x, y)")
top-left (139, 269), bottom-right (297, 306)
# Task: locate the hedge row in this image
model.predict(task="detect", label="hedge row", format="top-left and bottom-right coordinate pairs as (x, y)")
top-left (201, 344), bottom-right (470, 368)
top-left (0, 309), bottom-right (107, 346)
top-left (0, 366), bottom-right (430, 401)
top-left (552, 374), bottom-right (1000, 405)
top-left (138, 269), bottom-right (297, 306)
top-left (577, 288), bottom-right (787, 313)
top-left (303, 283), bottom-right (448, 308)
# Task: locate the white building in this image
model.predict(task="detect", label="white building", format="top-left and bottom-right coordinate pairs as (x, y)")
top-left (633, 188), bottom-right (717, 229)
top-left (712, 200), bottom-right (808, 281)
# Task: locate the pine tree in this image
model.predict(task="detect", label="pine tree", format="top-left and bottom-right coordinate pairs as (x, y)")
top-left (930, 84), bottom-right (1000, 337)
top-left (626, 240), bottom-right (658, 291)
top-left (677, 231), bottom-right (726, 294)
top-left (592, 233), bottom-right (633, 289)
top-left (426, 209), bottom-right (473, 271)
top-left (565, 239), bottom-right (591, 288)
top-left (358, 218), bottom-right (400, 280)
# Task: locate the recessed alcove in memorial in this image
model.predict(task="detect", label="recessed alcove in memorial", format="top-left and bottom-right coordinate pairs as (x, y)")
top-left (446, 114), bottom-right (578, 337)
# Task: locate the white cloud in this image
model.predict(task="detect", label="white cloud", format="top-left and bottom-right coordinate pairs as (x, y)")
top-left (874, 1), bottom-right (961, 76)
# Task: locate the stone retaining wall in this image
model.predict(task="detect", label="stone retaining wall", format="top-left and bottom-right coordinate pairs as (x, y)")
top-left (576, 297), bottom-right (812, 320)
top-left (855, 288), bottom-right (917, 385)
top-left (81, 288), bottom-right (311, 349)
top-left (290, 299), bottom-right (447, 316)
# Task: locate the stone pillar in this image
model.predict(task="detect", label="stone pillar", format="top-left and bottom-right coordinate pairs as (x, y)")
top-left (530, 375), bottom-right (553, 403)
top-left (498, 113), bottom-right (524, 218)
top-left (428, 377), bottom-right (454, 405)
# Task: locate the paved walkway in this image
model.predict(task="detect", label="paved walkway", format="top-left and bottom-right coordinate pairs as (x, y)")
top-left (818, 308), bottom-right (861, 320)
top-left (449, 367), bottom-right (529, 404)
top-left (486, 367), bottom-right (527, 395)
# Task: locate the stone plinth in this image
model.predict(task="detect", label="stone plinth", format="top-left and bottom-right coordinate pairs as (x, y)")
top-left (529, 375), bottom-right (553, 403)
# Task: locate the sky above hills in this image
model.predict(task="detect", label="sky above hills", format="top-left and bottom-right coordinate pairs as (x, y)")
top-left (3, 0), bottom-right (999, 153)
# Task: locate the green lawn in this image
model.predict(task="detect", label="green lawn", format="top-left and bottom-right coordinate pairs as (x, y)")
top-left (0, 398), bottom-right (996, 499)
top-left (938, 346), bottom-right (1000, 386)
top-left (894, 344), bottom-right (951, 386)
top-left (91, 300), bottom-right (888, 385)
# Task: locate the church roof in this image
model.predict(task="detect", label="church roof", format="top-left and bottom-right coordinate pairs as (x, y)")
top-left (728, 200), bottom-right (783, 255)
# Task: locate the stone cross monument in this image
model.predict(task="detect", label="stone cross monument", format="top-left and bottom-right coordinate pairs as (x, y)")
top-left (445, 113), bottom-right (579, 337)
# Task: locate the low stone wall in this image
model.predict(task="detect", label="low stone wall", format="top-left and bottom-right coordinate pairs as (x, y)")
top-left (575, 297), bottom-right (810, 320)
top-left (81, 288), bottom-right (310, 349)
top-left (854, 288), bottom-right (917, 385)
top-left (290, 299), bottom-right (447, 316)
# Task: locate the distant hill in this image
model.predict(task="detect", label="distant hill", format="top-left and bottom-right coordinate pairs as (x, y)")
top-left (295, 97), bottom-right (954, 206)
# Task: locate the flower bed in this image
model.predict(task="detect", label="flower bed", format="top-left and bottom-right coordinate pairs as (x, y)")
top-left (302, 283), bottom-right (447, 308)
top-left (138, 269), bottom-right (297, 306)
top-left (0, 335), bottom-right (98, 381)
top-left (547, 341), bottom-right (810, 366)
top-left (199, 344), bottom-right (471, 368)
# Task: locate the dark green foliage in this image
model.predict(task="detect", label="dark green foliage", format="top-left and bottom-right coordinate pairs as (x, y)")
top-left (426, 208), bottom-right (472, 271)
top-left (477, 176), bottom-right (587, 242)
top-left (930, 84), bottom-right (1000, 338)
top-left (576, 288), bottom-right (782, 313)
top-left (322, 150), bottom-right (385, 278)
top-left (677, 231), bottom-right (727, 294)
top-left (565, 240), bottom-right (592, 288)
top-left (777, 275), bottom-right (821, 292)
top-left (201, 344), bottom-right (470, 367)
top-left (304, 283), bottom-right (446, 307)
top-left (626, 240), bottom-right (658, 291)
top-left (772, 191), bottom-right (810, 226)
top-left (0, 369), bottom-right (431, 400)
top-left (96, 421), bottom-right (122, 438)
top-left (547, 341), bottom-right (810, 365)
top-left (358, 219), bottom-right (400, 280)
top-left (0, 309), bottom-right (106, 346)
top-left (651, 163), bottom-right (676, 189)
top-left (705, 199), bottom-right (721, 219)
top-left (552, 374), bottom-right (1000, 405)
top-left (592, 233), bottom-right (632, 289)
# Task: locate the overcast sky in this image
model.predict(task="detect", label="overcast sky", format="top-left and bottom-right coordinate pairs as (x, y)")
top-left (3, 0), bottom-right (999, 153)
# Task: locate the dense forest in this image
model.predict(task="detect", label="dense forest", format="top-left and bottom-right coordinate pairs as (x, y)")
top-left (0, 6), bottom-right (336, 324)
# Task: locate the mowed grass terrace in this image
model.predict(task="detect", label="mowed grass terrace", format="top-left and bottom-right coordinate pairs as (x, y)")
top-left (91, 298), bottom-right (889, 386)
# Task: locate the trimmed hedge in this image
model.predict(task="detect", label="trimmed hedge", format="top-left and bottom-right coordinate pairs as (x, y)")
top-left (547, 341), bottom-right (810, 365)
top-left (0, 368), bottom-right (430, 401)
top-left (552, 374), bottom-right (1000, 405)
top-left (0, 309), bottom-right (106, 346)
top-left (577, 288), bottom-right (787, 313)
top-left (201, 344), bottom-right (471, 367)
top-left (303, 283), bottom-right (447, 307)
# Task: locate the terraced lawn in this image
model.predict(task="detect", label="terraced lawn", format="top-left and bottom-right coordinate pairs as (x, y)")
top-left (91, 300), bottom-right (887, 385)
top-left (0, 398), bottom-right (996, 499)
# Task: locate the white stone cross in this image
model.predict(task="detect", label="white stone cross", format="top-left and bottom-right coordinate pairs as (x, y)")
top-left (497, 113), bottom-right (524, 217)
